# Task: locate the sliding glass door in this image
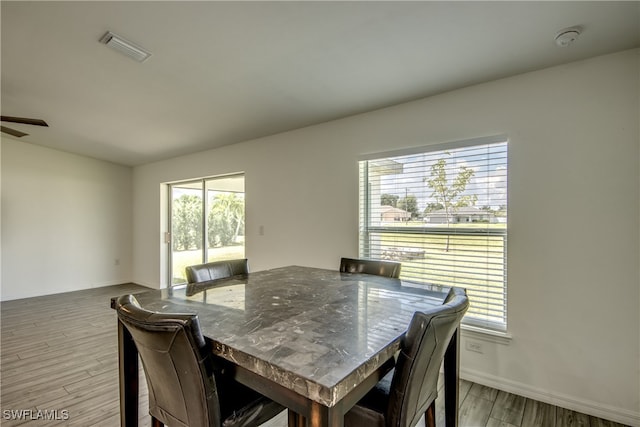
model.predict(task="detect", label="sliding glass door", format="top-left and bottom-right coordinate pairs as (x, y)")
top-left (169, 174), bottom-right (245, 285)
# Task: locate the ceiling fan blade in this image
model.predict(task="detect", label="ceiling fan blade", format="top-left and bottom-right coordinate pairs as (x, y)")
top-left (0, 116), bottom-right (48, 127)
top-left (1, 126), bottom-right (28, 137)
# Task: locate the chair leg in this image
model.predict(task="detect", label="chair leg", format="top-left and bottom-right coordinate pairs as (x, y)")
top-left (424, 401), bottom-right (436, 427)
top-left (151, 416), bottom-right (164, 427)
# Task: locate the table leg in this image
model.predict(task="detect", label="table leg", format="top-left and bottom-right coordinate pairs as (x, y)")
top-left (288, 409), bottom-right (305, 427)
top-left (118, 318), bottom-right (139, 426)
top-left (308, 402), bottom-right (343, 427)
top-left (443, 326), bottom-right (460, 427)
top-left (287, 404), bottom-right (343, 427)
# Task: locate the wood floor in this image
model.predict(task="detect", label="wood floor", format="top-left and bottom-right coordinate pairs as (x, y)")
top-left (0, 284), bottom-right (629, 427)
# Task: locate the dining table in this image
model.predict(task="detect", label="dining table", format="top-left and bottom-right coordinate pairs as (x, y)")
top-left (111, 265), bottom-right (462, 427)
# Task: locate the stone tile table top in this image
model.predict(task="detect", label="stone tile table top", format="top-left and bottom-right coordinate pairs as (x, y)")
top-left (130, 265), bottom-right (450, 408)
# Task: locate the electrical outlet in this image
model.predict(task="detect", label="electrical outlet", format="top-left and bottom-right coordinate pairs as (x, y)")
top-left (466, 340), bottom-right (483, 354)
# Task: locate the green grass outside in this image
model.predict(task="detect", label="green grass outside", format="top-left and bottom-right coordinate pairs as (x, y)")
top-left (171, 245), bottom-right (245, 284)
top-left (372, 227), bottom-right (506, 324)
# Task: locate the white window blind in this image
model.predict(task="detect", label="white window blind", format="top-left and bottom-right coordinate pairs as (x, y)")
top-left (359, 137), bottom-right (508, 331)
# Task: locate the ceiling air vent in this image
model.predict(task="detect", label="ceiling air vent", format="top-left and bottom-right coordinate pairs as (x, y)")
top-left (99, 31), bottom-right (151, 62)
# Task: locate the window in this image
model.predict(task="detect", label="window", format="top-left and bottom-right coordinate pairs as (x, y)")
top-left (359, 136), bottom-right (508, 331)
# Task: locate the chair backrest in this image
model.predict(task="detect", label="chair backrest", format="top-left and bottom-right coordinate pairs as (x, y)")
top-left (185, 258), bottom-right (249, 284)
top-left (115, 294), bottom-right (221, 427)
top-left (339, 257), bottom-right (401, 279)
top-left (386, 287), bottom-right (469, 427)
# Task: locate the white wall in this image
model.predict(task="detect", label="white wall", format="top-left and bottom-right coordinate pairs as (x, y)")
top-left (1, 139), bottom-right (133, 300)
top-left (132, 49), bottom-right (639, 424)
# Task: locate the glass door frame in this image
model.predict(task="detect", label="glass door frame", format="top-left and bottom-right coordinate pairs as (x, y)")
top-left (167, 173), bottom-right (245, 287)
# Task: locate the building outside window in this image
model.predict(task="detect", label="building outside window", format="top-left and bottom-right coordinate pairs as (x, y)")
top-left (359, 136), bottom-right (508, 331)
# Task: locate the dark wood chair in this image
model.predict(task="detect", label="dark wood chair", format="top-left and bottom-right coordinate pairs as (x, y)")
top-left (185, 259), bottom-right (249, 284)
top-left (339, 257), bottom-right (401, 279)
top-left (344, 287), bottom-right (469, 427)
top-left (115, 294), bottom-right (284, 427)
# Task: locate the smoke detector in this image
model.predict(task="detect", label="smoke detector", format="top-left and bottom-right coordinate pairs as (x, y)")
top-left (555, 27), bottom-right (582, 47)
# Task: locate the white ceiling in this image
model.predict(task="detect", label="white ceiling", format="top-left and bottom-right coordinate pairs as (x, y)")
top-left (2, 1), bottom-right (639, 166)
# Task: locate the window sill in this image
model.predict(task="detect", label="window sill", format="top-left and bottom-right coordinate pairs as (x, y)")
top-left (461, 324), bottom-right (512, 345)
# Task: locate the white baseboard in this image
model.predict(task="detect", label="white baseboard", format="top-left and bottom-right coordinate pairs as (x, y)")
top-left (460, 368), bottom-right (639, 427)
top-left (91, 280), bottom-right (130, 288)
top-left (127, 280), bottom-right (161, 290)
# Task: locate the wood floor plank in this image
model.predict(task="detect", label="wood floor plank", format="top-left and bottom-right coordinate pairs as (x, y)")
top-left (486, 417), bottom-right (520, 427)
top-left (83, 413), bottom-right (122, 427)
top-left (2, 328), bottom-right (64, 343)
top-left (556, 407), bottom-right (590, 427)
top-left (41, 384), bottom-right (121, 422)
top-left (459, 378), bottom-right (473, 406)
top-left (469, 382), bottom-right (500, 401)
top-left (459, 394), bottom-right (494, 426)
top-left (63, 370), bottom-right (118, 394)
top-left (1, 369), bottom-right (92, 399)
top-left (589, 416), bottom-right (629, 427)
top-left (0, 337), bottom-right (56, 358)
top-left (2, 349), bottom-right (112, 385)
top-left (522, 399), bottom-right (556, 427)
top-left (65, 404), bottom-right (121, 427)
top-left (490, 390), bottom-right (526, 425)
top-left (85, 358), bottom-right (119, 377)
